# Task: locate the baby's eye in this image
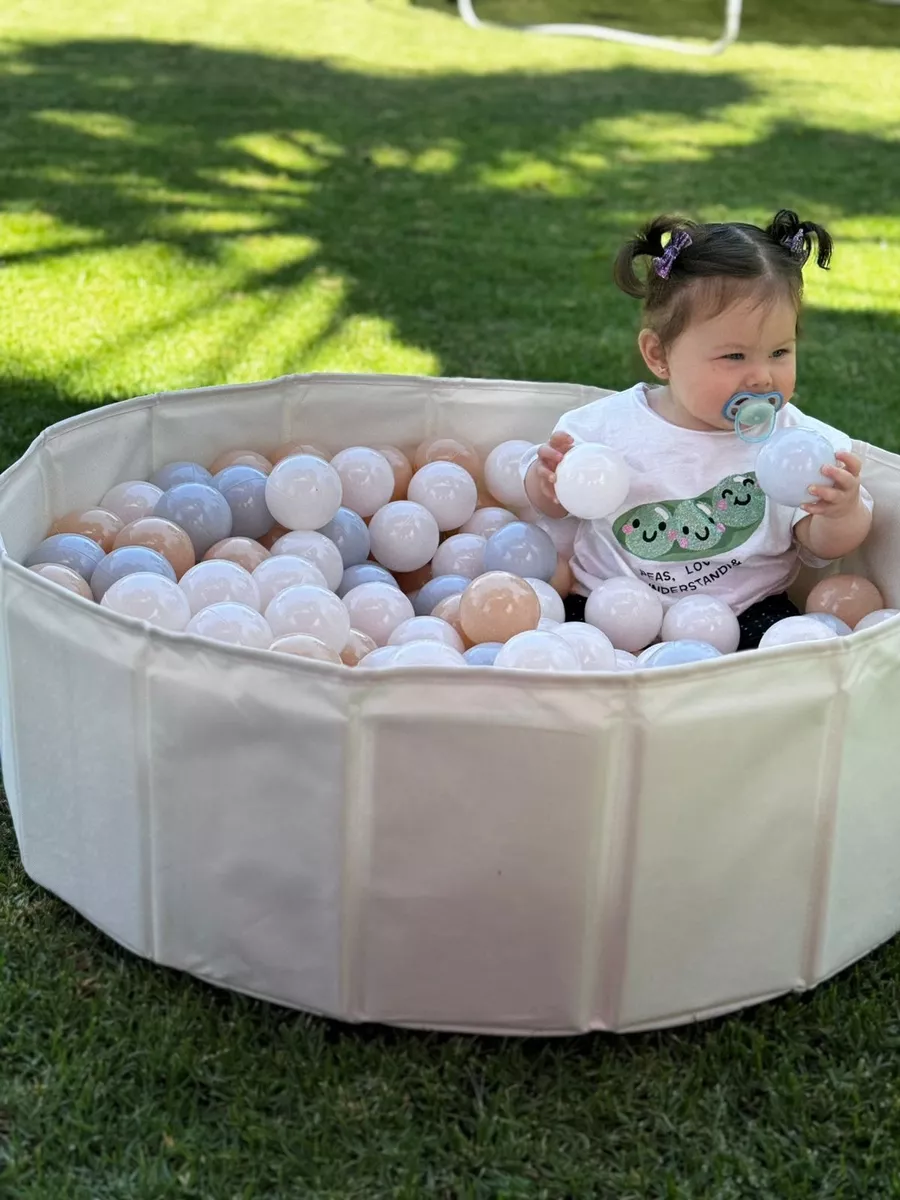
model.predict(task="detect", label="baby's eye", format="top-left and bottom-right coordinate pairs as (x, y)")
top-left (722, 353), bottom-right (744, 361)
top-left (771, 348), bottom-right (791, 359)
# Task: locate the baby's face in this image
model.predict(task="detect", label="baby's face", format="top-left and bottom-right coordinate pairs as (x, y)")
top-left (664, 294), bottom-right (798, 433)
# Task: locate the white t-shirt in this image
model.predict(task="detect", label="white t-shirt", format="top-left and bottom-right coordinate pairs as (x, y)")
top-left (530, 382), bottom-right (871, 614)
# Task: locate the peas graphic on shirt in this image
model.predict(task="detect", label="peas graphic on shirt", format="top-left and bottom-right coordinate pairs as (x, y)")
top-left (710, 473), bottom-right (766, 528)
top-left (670, 499), bottom-right (726, 552)
top-left (618, 504), bottom-right (674, 560)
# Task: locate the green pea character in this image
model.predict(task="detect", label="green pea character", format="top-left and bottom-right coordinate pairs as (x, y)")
top-left (710, 473), bottom-right (766, 529)
top-left (670, 499), bottom-right (726, 553)
top-left (618, 504), bottom-right (674, 560)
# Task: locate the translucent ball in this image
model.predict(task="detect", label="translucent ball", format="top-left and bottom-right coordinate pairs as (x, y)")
top-left (100, 480), bottom-right (163, 524)
top-left (260, 524), bottom-right (290, 550)
top-left (661, 595), bottom-right (740, 655)
top-left (25, 534), bottom-right (106, 581)
top-left (357, 645), bottom-right (400, 669)
top-left (270, 530), bottom-right (344, 591)
top-left (461, 507), bottom-right (517, 539)
top-left (554, 622), bottom-right (616, 672)
top-left (269, 634), bottom-right (342, 664)
top-left (341, 628), bottom-right (378, 666)
top-left (342, 582), bottom-right (414, 646)
top-left (483, 440), bottom-right (533, 508)
top-left (252, 554), bottom-right (329, 610)
top-left (186, 602), bottom-right (273, 649)
top-left (388, 616), bottom-right (465, 652)
top-left (114, 517), bottom-right (196, 579)
top-left (464, 642), bottom-right (503, 667)
top-left (554, 442), bottom-right (630, 521)
top-left (150, 461), bottom-right (213, 491)
top-left (458, 572), bottom-right (541, 645)
top-left (265, 585), bottom-right (351, 652)
top-left (807, 612), bottom-right (852, 636)
top-left (483, 522), bottom-right (557, 582)
top-left (338, 563), bottom-right (399, 598)
top-left (854, 608), bottom-right (899, 632)
top-left (28, 562), bottom-right (94, 600)
top-left (537, 617), bottom-right (561, 632)
top-left (264, 454), bottom-right (342, 531)
top-left (431, 533), bottom-right (486, 580)
top-left (179, 560), bottom-right (261, 615)
top-left (317, 508), bottom-right (371, 568)
top-left (494, 630), bottom-right (581, 672)
top-left (52, 509), bottom-right (123, 553)
top-left (524, 577), bottom-right (566, 624)
top-left (758, 616), bottom-right (839, 649)
top-left (271, 441), bottom-right (330, 465)
top-left (407, 461), bottom-right (478, 532)
top-left (550, 556), bottom-right (573, 598)
top-left (368, 501), bottom-right (440, 573)
top-left (806, 574), bottom-right (884, 629)
top-left (646, 640), bottom-right (723, 668)
top-left (534, 514), bottom-right (580, 559)
top-left (615, 650), bottom-right (639, 672)
top-left (209, 449), bottom-right (272, 476)
top-left (584, 578), bottom-right (663, 652)
top-left (413, 574), bottom-right (469, 616)
top-left (372, 445), bottom-right (414, 502)
top-left (393, 563), bottom-right (433, 595)
top-left (390, 641), bottom-right (467, 668)
top-left (636, 645), bottom-right (663, 666)
top-left (213, 465), bottom-right (274, 540)
top-left (101, 572), bottom-right (192, 631)
top-left (755, 428), bottom-right (837, 507)
top-left (154, 483), bottom-right (233, 556)
top-left (431, 594), bottom-right (469, 644)
top-left (91, 545), bottom-right (177, 601)
top-left (329, 447), bottom-right (395, 518)
top-left (414, 437), bottom-right (481, 478)
top-left (204, 538), bottom-right (270, 573)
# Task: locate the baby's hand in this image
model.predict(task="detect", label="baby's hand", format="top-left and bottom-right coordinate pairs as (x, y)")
top-left (802, 451), bottom-right (862, 518)
top-left (535, 432), bottom-right (574, 508)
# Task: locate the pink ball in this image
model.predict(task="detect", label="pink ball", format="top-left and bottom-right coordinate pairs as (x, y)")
top-left (584, 578), bottom-right (663, 652)
top-left (484, 440), bottom-right (533, 507)
top-left (389, 641), bottom-right (467, 668)
top-left (407, 461), bottom-right (478, 532)
top-left (264, 585), bottom-right (351, 652)
top-left (388, 616), bottom-right (465, 652)
top-left (179, 560), bottom-right (261, 615)
top-left (368, 502), bottom-right (440, 573)
top-left (343, 581), bottom-right (415, 646)
top-left (101, 573), bottom-right (192, 631)
top-left (265, 454), bottom-right (342, 530)
top-left (251, 555), bottom-right (329, 610)
top-left (431, 533), bottom-right (487, 580)
top-left (461, 507), bottom-right (516, 539)
top-left (494, 630), bottom-right (580, 672)
top-left (270, 530), bottom-right (343, 591)
top-left (186, 602), bottom-right (273, 649)
top-left (329, 447), bottom-right (395, 518)
top-left (661, 595), bottom-right (740, 655)
top-left (554, 622), bottom-right (616, 672)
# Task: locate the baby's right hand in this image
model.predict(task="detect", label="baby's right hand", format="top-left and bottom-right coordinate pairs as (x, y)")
top-left (534, 432), bottom-right (574, 507)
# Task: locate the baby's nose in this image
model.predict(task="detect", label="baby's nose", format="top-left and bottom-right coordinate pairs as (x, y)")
top-left (744, 364), bottom-right (773, 392)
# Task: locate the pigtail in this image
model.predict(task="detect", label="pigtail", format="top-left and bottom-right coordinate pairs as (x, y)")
top-left (613, 215), bottom-right (692, 297)
top-left (767, 209), bottom-right (833, 270)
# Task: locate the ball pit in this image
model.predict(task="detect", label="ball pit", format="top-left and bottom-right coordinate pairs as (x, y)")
top-left (1, 372), bottom-right (900, 1036)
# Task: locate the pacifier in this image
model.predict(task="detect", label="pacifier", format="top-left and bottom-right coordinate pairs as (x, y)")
top-left (722, 391), bottom-right (785, 443)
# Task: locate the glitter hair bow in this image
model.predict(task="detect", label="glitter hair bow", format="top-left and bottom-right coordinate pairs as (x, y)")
top-left (652, 230), bottom-right (692, 280)
top-left (782, 229), bottom-right (805, 256)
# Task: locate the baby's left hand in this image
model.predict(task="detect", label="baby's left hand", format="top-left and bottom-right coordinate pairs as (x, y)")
top-left (802, 451), bottom-right (862, 518)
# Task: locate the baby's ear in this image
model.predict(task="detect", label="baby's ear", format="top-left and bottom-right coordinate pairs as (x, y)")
top-left (638, 328), bottom-right (668, 380)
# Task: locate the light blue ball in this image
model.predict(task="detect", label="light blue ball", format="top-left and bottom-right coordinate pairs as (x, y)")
top-left (464, 643), bottom-right (503, 666)
top-left (91, 545), bottom-right (177, 602)
top-left (155, 483), bottom-right (233, 556)
top-left (213, 465), bottom-right (273, 540)
top-left (25, 534), bottom-right (106, 581)
top-left (150, 461), bottom-right (214, 491)
top-left (414, 574), bottom-right (470, 617)
top-left (337, 563), bottom-right (398, 598)
top-left (318, 508), bottom-right (371, 568)
top-left (648, 640), bottom-right (722, 668)
top-left (483, 522), bottom-right (557, 582)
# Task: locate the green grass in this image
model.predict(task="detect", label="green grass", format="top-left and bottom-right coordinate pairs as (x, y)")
top-left (1, 0), bottom-right (900, 1194)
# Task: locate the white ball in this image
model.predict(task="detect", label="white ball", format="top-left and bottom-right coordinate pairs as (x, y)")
top-left (808, 612), bottom-right (852, 636)
top-left (484, 440), bottom-right (533, 508)
top-left (407, 461), bottom-right (478, 532)
top-left (554, 442), bottom-right (630, 521)
top-left (251, 554), bottom-right (329, 611)
top-left (388, 616), bottom-right (465, 652)
top-left (534, 514), bottom-right (580, 559)
top-left (329, 447), bottom-right (395, 518)
top-left (854, 608), bottom-right (900, 632)
top-left (755, 428), bottom-right (837, 508)
top-left (758, 615), bottom-right (839, 649)
top-left (264, 585), bottom-right (351, 651)
top-left (661, 595), bottom-right (740, 654)
top-left (554, 622), bottom-right (617, 672)
top-left (186, 602), bottom-right (273, 649)
top-left (358, 645), bottom-right (400, 669)
top-left (585, 578), bottom-right (663, 652)
top-left (431, 534), bottom-right (487, 580)
top-left (270, 530), bottom-right (343, 591)
top-left (461, 507), bottom-right (517, 539)
top-left (368, 501), bottom-right (440, 573)
top-left (179, 560), bottom-right (261, 615)
top-left (389, 641), bottom-right (467, 668)
top-left (636, 644), bottom-right (663, 666)
top-left (615, 650), bottom-right (638, 672)
top-left (537, 617), bottom-right (561, 631)
top-left (524, 577), bottom-right (566, 624)
top-left (494, 630), bottom-right (581, 673)
top-left (100, 572), bottom-right (192, 631)
top-left (265, 454), bottom-right (342, 530)
top-left (343, 582), bottom-right (415, 646)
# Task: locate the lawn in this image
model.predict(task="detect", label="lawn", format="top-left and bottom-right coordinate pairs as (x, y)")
top-left (1, 0), bottom-right (900, 1194)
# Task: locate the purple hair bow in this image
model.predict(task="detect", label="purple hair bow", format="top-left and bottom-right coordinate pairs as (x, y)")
top-left (783, 229), bottom-right (805, 255)
top-left (652, 230), bottom-right (692, 280)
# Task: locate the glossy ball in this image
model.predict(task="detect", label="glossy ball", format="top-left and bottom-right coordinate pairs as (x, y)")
top-left (101, 572), bottom-right (192, 631)
top-left (806, 574), bottom-right (884, 629)
top-left (554, 442), bottom-right (630, 520)
top-left (524, 577), bottom-right (566, 624)
top-left (413, 574), bottom-right (469, 617)
top-left (342, 582), bottom-right (414, 646)
top-left (388, 616), bottom-right (465, 652)
top-left (269, 634), bottom-right (342, 664)
top-left (213, 465), bottom-right (274, 539)
top-left (549, 555), bottom-right (574, 598)
top-left (483, 522), bottom-right (557, 582)
top-left (186, 603), bottom-right (273, 649)
top-left (373, 445), bottom-right (414, 501)
top-left (251, 554), bottom-right (329, 611)
top-left (463, 642), bottom-right (503, 667)
top-left (806, 612), bottom-right (852, 637)
top-left (179, 560), bottom-right (261, 615)
top-left (368, 501), bottom-right (440, 573)
top-left (204, 538), bottom-right (270, 573)
top-left (494, 630), bottom-right (580, 672)
top-left (150, 461), bottom-right (213, 491)
top-left (271, 441), bottom-right (330, 465)
top-left (854, 608), bottom-right (899, 632)
top-left (341, 628), bottom-right (378, 666)
top-left (91, 545), bottom-right (177, 602)
top-left (755, 428), bottom-right (837, 507)
top-left (100, 480), bottom-right (163, 525)
top-left (758, 616), bottom-right (839, 649)
top-left (390, 641), bottom-right (467, 669)
top-left (25, 533), bottom-right (106, 580)
top-left (209, 449), bottom-right (272, 476)
top-left (337, 563), bottom-right (399, 598)
top-left (114, 517), bottom-right (196, 579)
top-left (52, 508), bottom-right (123, 553)
top-left (407, 461), bottom-right (478, 532)
top-left (483, 440), bottom-right (532, 508)
top-left (554, 622), bottom-right (616, 671)
top-left (265, 454), bottom-right (342, 531)
top-left (461, 507), bottom-right (517, 539)
top-left (414, 437), bottom-right (481, 478)
top-left (330, 447), bottom-right (395, 518)
top-left (358, 645), bottom-right (400, 670)
top-left (647, 640), bottom-right (723, 668)
top-left (615, 650), bottom-right (639, 672)
top-left (265, 585), bottom-right (351, 652)
top-left (154, 483), bottom-right (233, 557)
top-left (584, 578), bottom-right (663, 652)
top-left (431, 533), bottom-right (486, 580)
top-left (270, 530), bottom-right (344, 591)
top-left (317, 508), bottom-right (371, 568)
top-left (660, 595), bottom-right (740, 655)
top-left (458, 572), bottom-right (541, 645)
top-left (534, 514), bottom-right (580, 559)
top-left (28, 562), bottom-right (94, 600)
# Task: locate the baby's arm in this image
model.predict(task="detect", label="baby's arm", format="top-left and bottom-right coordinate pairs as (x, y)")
top-left (793, 451), bottom-right (873, 560)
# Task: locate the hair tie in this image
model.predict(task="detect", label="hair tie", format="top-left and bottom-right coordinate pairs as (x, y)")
top-left (782, 229), bottom-right (805, 256)
top-left (652, 230), bottom-right (692, 280)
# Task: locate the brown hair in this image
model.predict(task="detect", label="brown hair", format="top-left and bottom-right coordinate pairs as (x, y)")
top-left (613, 209), bottom-right (833, 346)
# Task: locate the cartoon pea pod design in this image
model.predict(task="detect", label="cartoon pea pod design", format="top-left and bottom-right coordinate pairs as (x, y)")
top-left (670, 499), bottom-right (726, 552)
top-left (710, 474), bottom-right (766, 528)
top-left (618, 504), bottom-right (675, 560)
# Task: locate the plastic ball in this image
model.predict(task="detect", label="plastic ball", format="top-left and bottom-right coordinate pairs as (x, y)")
top-left (204, 538), bottom-right (270, 573)
top-left (524, 577), bottom-right (566, 624)
top-left (413, 574), bottom-right (469, 616)
top-left (463, 642), bottom-right (503, 666)
top-left (407, 461), bottom-right (478, 532)
top-left (431, 533), bottom-right (486, 580)
top-left (251, 554), bottom-right (329, 610)
top-left (807, 612), bottom-right (852, 636)
top-left (269, 634), bottom-right (342, 664)
top-left (534, 514), bottom-right (580, 559)
top-left (154, 483), bottom-right (233, 557)
top-left (390, 640), bottom-right (467, 669)
top-left (494, 630), bottom-right (580, 672)
top-left (100, 481), bottom-right (163, 525)
top-left (357, 645), bottom-right (400, 670)
top-left (806, 574), bottom-right (884, 629)
top-left (460, 507), bottom-right (516, 539)
top-left (483, 440), bottom-right (533, 508)
top-left (661, 595), bottom-right (740, 655)
top-left (482, 522), bottom-right (557, 583)
top-left (28, 562), bottom-right (94, 600)
top-left (615, 650), bottom-right (639, 672)
top-left (213, 465), bottom-right (274, 539)
top-left (372, 445), bottom-right (414, 502)
top-left (25, 533), bottom-right (106, 580)
top-left (854, 609), bottom-right (899, 632)
top-left (554, 622), bottom-right (616, 672)
top-left (101, 572), bottom-right (192, 631)
top-left (337, 563), bottom-right (399, 598)
top-left (51, 509), bottom-right (123, 553)
top-left (646, 640), bottom-right (723, 668)
top-left (758, 616), bottom-right (839, 649)
top-left (209, 449), bottom-right (272, 476)
top-left (393, 563), bottom-right (433, 595)
top-left (537, 617), bottom-right (561, 631)
top-left (186, 602), bottom-right (273, 649)
top-left (114, 517), bottom-right (196, 579)
top-left (549, 556), bottom-right (573, 597)
top-left (755, 428), bottom-right (837, 507)
top-left (388, 616), bottom-right (465, 652)
top-left (584, 578), bottom-right (663, 652)
top-left (636, 645), bottom-right (662, 666)
top-left (341, 628), bottom-right (378, 666)
top-left (271, 441), bottom-right (330, 465)
top-left (342, 582), bottom-right (414, 647)
top-left (91, 545), bottom-right (177, 602)
top-left (264, 454), bottom-right (342, 531)
top-left (329, 447), bottom-right (395, 518)
top-left (458, 572), bottom-right (541, 645)
top-left (554, 442), bottom-right (630, 521)
top-left (179, 560), bottom-right (261, 615)
top-left (431, 593), bottom-right (470, 644)
top-left (270, 531), bottom-right (344, 591)
top-left (265, 585), bottom-right (351, 651)
top-left (317, 508), bottom-right (371, 568)
top-left (368, 501), bottom-right (440, 573)
top-left (414, 437), bottom-right (481, 478)
top-left (259, 524), bottom-right (290, 550)
top-left (150, 461), bottom-right (213, 491)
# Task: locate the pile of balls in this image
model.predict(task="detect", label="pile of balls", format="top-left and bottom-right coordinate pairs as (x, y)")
top-left (22, 436), bottom-right (897, 673)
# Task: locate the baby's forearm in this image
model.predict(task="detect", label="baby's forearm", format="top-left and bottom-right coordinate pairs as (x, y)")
top-left (524, 459), bottom-right (569, 520)
top-left (798, 500), bottom-right (873, 560)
